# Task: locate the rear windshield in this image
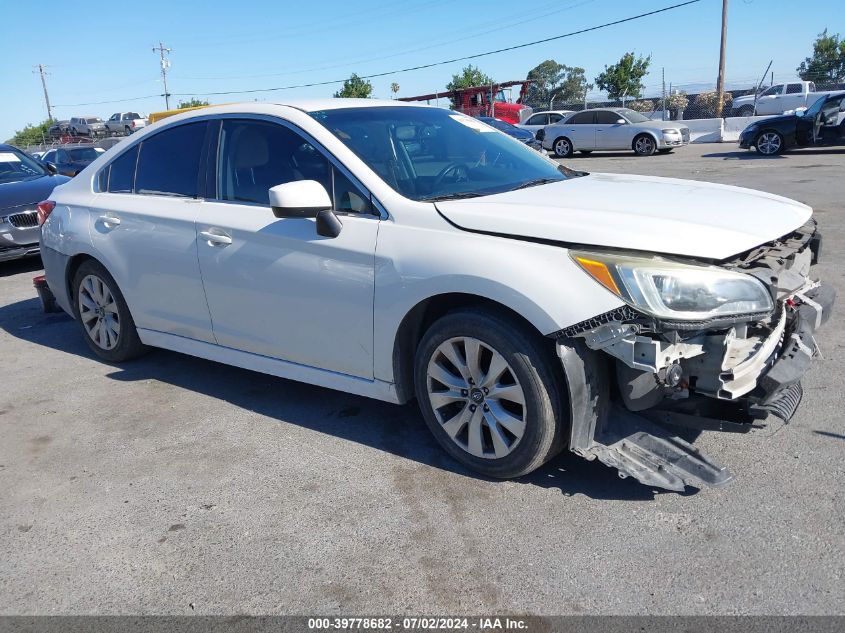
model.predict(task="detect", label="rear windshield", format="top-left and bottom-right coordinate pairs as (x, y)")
top-left (69, 147), bottom-right (102, 161)
top-left (125, 113), bottom-right (141, 119)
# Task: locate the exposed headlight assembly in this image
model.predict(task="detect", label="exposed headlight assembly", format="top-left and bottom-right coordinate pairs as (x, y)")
top-left (571, 250), bottom-right (773, 321)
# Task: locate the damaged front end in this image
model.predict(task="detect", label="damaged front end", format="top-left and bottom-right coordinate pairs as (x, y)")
top-left (555, 220), bottom-right (834, 491)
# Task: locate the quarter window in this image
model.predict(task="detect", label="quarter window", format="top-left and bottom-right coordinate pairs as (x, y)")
top-left (786, 83), bottom-right (802, 94)
top-left (106, 145), bottom-right (139, 193)
top-left (135, 121), bottom-right (207, 197)
top-left (549, 113), bottom-right (563, 123)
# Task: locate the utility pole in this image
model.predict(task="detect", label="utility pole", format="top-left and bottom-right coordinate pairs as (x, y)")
top-left (33, 64), bottom-right (53, 121)
top-left (662, 67), bottom-right (667, 120)
top-left (715, 0), bottom-right (729, 118)
top-left (152, 42), bottom-right (172, 110)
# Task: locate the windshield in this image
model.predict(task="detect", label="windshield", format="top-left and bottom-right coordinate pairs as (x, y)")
top-left (311, 106), bottom-right (578, 201)
top-left (618, 108), bottom-right (650, 123)
top-left (69, 147), bottom-right (102, 161)
top-left (804, 94), bottom-right (835, 117)
top-left (0, 148), bottom-right (48, 183)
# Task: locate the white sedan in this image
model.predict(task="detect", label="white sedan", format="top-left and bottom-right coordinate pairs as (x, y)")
top-left (515, 109), bottom-right (574, 137)
top-left (540, 107), bottom-right (690, 157)
top-left (38, 100), bottom-right (832, 491)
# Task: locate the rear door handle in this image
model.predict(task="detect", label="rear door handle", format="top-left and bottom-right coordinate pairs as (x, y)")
top-left (199, 230), bottom-right (232, 246)
top-left (99, 215), bottom-right (121, 227)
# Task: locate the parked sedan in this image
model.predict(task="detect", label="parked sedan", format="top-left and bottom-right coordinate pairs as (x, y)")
top-left (476, 116), bottom-right (542, 150)
top-left (0, 144), bottom-right (69, 262)
top-left (540, 108), bottom-right (690, 157)
top-left (516, 110), bottom-right (574, 137)
top-left (40, 145), bottom-right (105, 177)
top-left (739, 91), bottom-right (845, 155)
top-left (39, 102), bottom-right (832, 492)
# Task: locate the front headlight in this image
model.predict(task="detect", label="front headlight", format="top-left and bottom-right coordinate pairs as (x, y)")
top-left (571, 250), bottom-right (773, 321)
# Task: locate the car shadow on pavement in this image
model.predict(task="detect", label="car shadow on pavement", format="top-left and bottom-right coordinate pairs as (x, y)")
top-left (0, 296), bottom-right (683, 501)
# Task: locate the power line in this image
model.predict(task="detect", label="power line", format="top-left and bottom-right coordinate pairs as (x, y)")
top-left (152, 42), bottom-right (172, 110)
top-left (33, 64), bottom-right (53, 120)
top-left (171, 0), bottom-right (702, 98)
top-left (52, 0), bottom-right (701, 108)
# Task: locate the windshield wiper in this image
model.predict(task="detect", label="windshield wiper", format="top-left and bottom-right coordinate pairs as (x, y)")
top-left (510, 177), bottom-right (561, 191)
top-left (420, 192), bottom-right (483, 202)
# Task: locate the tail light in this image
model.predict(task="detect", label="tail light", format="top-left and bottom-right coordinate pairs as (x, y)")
top-left (37, 200), bottom-right (56, 226)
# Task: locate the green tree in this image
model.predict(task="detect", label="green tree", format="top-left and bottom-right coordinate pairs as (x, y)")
top-left (333, 73), bottom-right (373, 98)
top-left (446, 65), bottom-right (494, 108)
top-left (7, 119), bottom-right (53, 147)
top-left (176, 98), bottom-right (210, 109)
top-left (526, 60), bottom-right (592, 108)
top-left (797, 29), bottom-right (845, 84)
top-left (595, 52), bottom-right (651, 101)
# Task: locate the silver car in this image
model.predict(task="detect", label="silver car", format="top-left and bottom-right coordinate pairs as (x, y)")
top-left (540, 108), bottom-right (690, 157)
top-left (104, 112), bottom-right (148, 136)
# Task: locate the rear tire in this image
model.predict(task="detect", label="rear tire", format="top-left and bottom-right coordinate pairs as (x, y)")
top-left (552, 136), bottom-right (574, 158)
top-left (738, 105), bottom-right (755, 117)
top-left (72, 260), bottom-right (147, 362)
top-left (414, 309), bottom-right (567, 479)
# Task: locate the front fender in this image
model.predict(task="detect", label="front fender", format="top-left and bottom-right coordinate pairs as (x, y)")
top-left (372, 220), bottom-right (624, 382)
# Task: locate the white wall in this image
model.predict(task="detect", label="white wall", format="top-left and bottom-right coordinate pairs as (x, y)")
top-left (667, 115), bottom-right (776, 143)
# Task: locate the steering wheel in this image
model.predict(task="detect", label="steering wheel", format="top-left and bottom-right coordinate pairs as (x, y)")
top-left (432, 162), bottom-right (469, 189)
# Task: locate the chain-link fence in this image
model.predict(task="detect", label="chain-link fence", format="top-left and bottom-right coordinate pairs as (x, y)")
top-left (523, 81), bottom-right (845, 121)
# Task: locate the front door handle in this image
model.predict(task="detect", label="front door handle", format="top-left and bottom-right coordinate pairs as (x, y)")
top-left (99, 215), bottom-right (121, 227)
top-left (199, 230), bottom-right (232, 246)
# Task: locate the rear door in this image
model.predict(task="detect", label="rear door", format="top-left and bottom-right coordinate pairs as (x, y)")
top-left (562, 111), bottom-right (597, 149)
top-left (194, 117), bottom-right (379, 379)
top-left (89, 121), bottom-right (215, 342)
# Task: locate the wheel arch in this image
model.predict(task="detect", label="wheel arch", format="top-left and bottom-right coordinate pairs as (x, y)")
top-left (631, 130), bottom-right (659, 150)
top-left (391, 292), bottom-right (556, 404)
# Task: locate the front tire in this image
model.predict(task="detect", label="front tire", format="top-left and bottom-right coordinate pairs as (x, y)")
top-left (755, 130), bottom-right (785, 155)
top-left (552, 136), bottom-right (574, 158)
top-left (73, 260), bottom-right (147, 362)
top-left (633, 134), bottom-right (657, 156)
top-left (414, 309), bottom-right (567, 479)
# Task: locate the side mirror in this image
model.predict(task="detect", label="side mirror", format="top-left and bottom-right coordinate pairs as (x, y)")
top-left (616, 118), bottom-right (626, 125)
top-left (45, 162), bottom-right (57, 174)
top-left (268, 180), bottom-right (342, 238)
top-left (269, 180), bottom-right (331, 218)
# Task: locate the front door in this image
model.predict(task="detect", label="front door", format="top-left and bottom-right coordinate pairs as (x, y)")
top-left (195, 118), bottom-right (379, 379)
top-left (594, 110), bottom-right (629, 149)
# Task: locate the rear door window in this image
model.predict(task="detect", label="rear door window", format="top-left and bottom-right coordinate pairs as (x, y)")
top-left (569, 111), bottom-right (595, 124)
top-left (786, 83), bottom-right (802, 94)
top-left (135, 122), bottom-right (207, 197)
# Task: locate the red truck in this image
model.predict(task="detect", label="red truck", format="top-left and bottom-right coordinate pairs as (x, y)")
top-left (398, 80), bottom-right (532, 125)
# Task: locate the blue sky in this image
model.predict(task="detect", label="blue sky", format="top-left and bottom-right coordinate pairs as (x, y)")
top-left (1, 0), bottom-right (842, 140)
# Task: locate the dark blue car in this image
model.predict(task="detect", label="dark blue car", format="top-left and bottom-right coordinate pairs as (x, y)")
top-left (476, 117), bottom-right (543, 151)
top-left (0, 144), bottom-right (70, 262)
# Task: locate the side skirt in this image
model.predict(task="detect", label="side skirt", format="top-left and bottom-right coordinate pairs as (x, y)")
top-left (137, 329), bottom-right (400, 404)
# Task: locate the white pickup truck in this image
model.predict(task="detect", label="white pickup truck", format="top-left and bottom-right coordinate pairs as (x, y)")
top-left (731, 81), bottom-right (829, 116)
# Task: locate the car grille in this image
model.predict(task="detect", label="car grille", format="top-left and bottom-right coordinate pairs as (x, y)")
top-left (7, 210), bottom-right (38, 228)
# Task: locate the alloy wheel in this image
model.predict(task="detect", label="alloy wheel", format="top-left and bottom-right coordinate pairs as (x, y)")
top-left (635, 136), bottom-right (655, 155)
top-left (554, 138), bottom-right (571, 157)
top-left (756, 132), bottom-right (782, 155)
top-left (78, 274), bottom-right (121, 350)
top-left (426, 337), bottom-right (527, 460)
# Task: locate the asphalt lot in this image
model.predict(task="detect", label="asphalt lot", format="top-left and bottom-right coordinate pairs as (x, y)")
top-left (1, 142), bottom-right (843, 615)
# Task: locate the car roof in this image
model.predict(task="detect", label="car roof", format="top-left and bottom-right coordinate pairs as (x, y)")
top-left (0, 143), bottom-right (23, 152)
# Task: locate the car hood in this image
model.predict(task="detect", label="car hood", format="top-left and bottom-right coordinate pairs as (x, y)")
top-left (0, 174), bottom-right (72, 211)
top-left (435, 173), bottom-right (812, 260)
